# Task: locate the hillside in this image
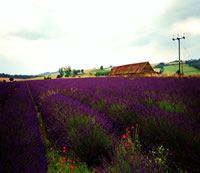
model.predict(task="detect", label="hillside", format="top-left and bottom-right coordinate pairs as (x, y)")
top-left (153, 61), bottom-right (200, 75)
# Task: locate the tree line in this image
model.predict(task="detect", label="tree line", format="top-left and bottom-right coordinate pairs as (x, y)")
top-left (185, 59), bottom-right (200, 70)
top-left (0, 73), bottom-right (40, 79)
top-left (57, 66), bottom-right (84, 78)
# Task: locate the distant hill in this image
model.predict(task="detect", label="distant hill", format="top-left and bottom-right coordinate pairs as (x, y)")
top-left (153, 59), bottom-right (200, 75)
top-left (0, 71), bottom-right (58, 79)
top-left (38, 71), bottom-right (58, 76)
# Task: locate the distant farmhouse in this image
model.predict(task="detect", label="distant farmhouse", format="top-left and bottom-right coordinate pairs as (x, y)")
top-left (109, 61), bottom-right (156, 77)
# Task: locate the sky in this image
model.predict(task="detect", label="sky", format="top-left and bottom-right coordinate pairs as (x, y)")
top-left (0, 0), bottom-right (200, 75)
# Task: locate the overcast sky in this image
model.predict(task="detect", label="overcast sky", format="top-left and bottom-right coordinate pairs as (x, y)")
top-left (0, 0), bottom-right (199, 75)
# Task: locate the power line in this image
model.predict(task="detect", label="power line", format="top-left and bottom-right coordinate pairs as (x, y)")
top-left (172, 34), bottom-right (185, 75)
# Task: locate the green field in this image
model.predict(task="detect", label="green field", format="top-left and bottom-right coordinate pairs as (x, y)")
top-left (162, 64), bottom-right (200, 75)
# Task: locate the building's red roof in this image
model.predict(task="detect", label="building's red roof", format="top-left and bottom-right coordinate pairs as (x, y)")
top-left (110, 62), bottom-right (154, 75)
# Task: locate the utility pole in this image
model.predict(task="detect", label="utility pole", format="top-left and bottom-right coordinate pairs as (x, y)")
top-left (172, 34), bottom-right (185, 75)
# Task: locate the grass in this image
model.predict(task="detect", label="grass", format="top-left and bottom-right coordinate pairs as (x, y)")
top-left (162, 64), bottom-right (200, 75)
top-left (153, 68), bottom-right (161, 72)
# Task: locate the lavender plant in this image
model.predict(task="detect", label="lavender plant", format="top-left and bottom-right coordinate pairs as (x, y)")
top-left (27, 77), bottom-right (200, 172)
top-left (0, 82), bottom-right (47, 173)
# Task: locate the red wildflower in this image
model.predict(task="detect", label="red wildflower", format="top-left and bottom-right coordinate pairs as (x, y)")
top-left (63, 147), bottom-right (66, 150)
top-left (63, 150), bottom-right (66, 153)
top-left (126, 128), bottom-right (129, 131)
top-left (61, 160), bottom-right (64, 164)
top-left (128, 140), bottom-right (131, 143)
top-left (62, 157), bottom-right (66, 160)
top-left (128, 131), bottom-right (131, 133)
top-left (125, 144), bottom-right (128, 147)
top-left (73, 161), bottom-right (75, 163)
top-left (70, 165), bottom-right (74, 168)
top-left (131, 126), bottom-right (134, 129)
top-left (122, 135), bottom-right (126, 139)
top-left (126, 133), bottom-right (128, 136)
top-left (69, 160), bottom-right (72, 163)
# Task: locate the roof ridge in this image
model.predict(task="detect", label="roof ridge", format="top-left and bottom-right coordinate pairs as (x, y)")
top-left (113, 61), bottom-right (148, 68)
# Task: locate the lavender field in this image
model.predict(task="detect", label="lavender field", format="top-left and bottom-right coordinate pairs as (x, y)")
top-left (1, 77), bottom-right (200, 173)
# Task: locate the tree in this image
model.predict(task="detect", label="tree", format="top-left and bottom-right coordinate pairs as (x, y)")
top-left (159, 68), bottom-right (164, 74)
top-left (9, 77), bottom-right (14, 81)
top-left (100, 66), bottom-right (103, 70)
top-left (64, 66), bottom-right (71, 77)
top-left (176, 70), bottom-right (180, 75)
top-left (56, 74), bottom-right (62, 78)
top-left (58, 68), bottom-right (64, 77)
top-left (81, 69), bottom-right (84, 73)
top-left (73, 69), bottom-right (78, 75)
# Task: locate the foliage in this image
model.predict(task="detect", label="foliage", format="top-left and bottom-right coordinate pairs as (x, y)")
top-left (95, 70), bottom-right (110, 76)
top-left (64, 66), bottom-right (71, 77)
top-left (154, 62), bottom-right (165, 68)
top-left (73, 69), bottom-right (78, 75)
top-left (100, 66), bottom-right (103, 70)
top-left (96, 125), bottom-right (163, 172)
top-left (0, 73), bottom-right (41, 79)
top-left (44, 76), bottom-right (52, 80)
top-left (2, 77), bottom-right (200, 172)
top-left (185, 59), bottom-right (200, 70)
top-left (39, 94), bottom-right (117, 169)
top-left (0, 83), bottom-right (48, 172)
top-left (9, 77), bottom-right (14, 81)
top-left (158, 68), bottom-right (164, 74)
top-left (58, 68), bottom-right (64, 77)
top-left (56, 74), bottom-right (62, 78)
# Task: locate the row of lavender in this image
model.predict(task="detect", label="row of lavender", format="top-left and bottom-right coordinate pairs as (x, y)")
top-left (0, 81), bottom-right (21, 108)
top-left (28, 81), bottom-right (163, 172)
top-left (27, 77), bottom-right (200, 172)
top-left (0, 82), bottom-right (47, 173)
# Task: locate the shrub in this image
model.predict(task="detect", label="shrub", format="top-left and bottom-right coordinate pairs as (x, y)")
top-left (96, 125), bottom-right (163, 173)
top-left (56, 74), bottom-right (62, 78)
top-left (40, 94), bottom-right (119, 169)
top-left (9, 77), bottom-right (14, 81)
top-left (44, 76), bottom-right (52, 80)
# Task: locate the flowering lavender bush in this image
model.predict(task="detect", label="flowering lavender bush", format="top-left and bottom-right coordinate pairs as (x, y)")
top-left (95, 125), bottom-right (164, 173)
top-left (0, 82), bottom-right (47, 173)
top-left (39, 93), bottom-right (119, 169)
top-left (27, 77), bottom-right (200, 172)
top-left (0, 82), bottom-right (20, 108)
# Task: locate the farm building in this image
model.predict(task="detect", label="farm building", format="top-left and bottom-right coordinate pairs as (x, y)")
top-left (109, 61), bottom-right (156, 77)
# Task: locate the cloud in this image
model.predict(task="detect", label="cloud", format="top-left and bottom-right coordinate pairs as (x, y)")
top-left (171, 17), bottom-right (200, 36)
top-left (7, 30), bottom-right (54, 40)
top-left (155, 0), bottom-right (200, 27)
top-left (0, 0), bottom-right (199, 75)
